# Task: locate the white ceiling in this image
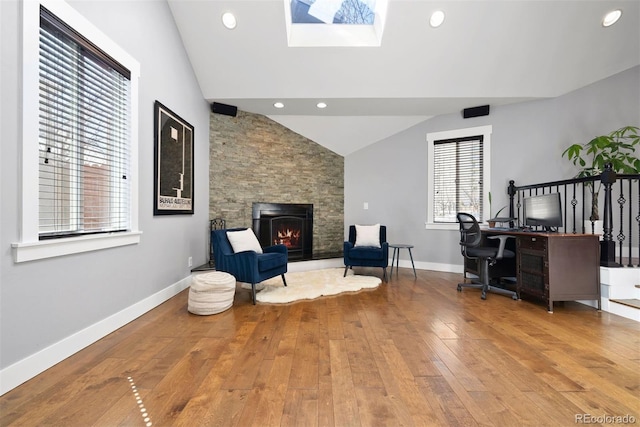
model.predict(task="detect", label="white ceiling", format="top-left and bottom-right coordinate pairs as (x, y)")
top-left (167, 0), bottom-right (640, 156)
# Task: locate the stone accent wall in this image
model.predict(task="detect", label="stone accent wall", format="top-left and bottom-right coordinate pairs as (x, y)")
top-left (209, 110), bottom-right (344, 255)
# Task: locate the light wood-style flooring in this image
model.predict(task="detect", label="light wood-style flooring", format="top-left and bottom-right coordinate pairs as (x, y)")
top-left (1, 267), bottom-right (639, 426)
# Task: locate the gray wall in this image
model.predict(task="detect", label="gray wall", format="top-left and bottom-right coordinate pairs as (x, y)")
top-left (0, 0), bottom-right (210, 376)
top-left (345, 66), bottom-right (640, 270)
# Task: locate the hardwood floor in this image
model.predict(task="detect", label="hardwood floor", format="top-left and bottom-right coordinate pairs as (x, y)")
top-left (1, 268), bottom-right (639, 426)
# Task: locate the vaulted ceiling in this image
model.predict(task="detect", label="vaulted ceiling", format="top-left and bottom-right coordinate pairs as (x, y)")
top-left (167, 0), bottom-right (640, 155)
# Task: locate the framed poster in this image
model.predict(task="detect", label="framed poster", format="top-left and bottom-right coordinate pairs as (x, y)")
top-left (153, 101), bottom-right (194, 215)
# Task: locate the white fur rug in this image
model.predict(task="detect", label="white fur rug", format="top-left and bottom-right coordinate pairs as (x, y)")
top-left (250, 268), bottom-right (381, 304)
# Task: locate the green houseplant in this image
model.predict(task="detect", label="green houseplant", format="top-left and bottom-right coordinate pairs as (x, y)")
top-left (562, 125), bottom-right (640, 221)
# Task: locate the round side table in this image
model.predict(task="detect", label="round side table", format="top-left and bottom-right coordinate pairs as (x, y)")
top-left (389, 244), bottom-right (417, 278)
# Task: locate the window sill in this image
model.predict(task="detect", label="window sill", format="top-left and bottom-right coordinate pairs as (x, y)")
top-left (425, 222), bottom-right (458, 231)
top-left (425, 222), bottom-right (491, 231)
top-left (12, 231), bottom-right (142, 263)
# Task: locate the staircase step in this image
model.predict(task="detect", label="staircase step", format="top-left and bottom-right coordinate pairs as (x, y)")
top-left (610, 299), bottom-right (640, 309)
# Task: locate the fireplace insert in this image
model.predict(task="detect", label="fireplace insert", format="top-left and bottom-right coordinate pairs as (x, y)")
top-left (252, 203), bottom-right (313, 260)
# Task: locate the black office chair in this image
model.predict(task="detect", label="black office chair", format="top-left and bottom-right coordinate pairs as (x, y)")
top-left (456, 213), bottom-right (518, 300)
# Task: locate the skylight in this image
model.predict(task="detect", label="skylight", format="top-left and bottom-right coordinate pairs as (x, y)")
top-left (284, 0), bottom-right (388, 47)
top-left (291, 0), bottom-right (376, 24)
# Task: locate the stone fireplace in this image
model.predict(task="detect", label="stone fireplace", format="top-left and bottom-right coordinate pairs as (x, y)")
top-left (252, 203), bottom-right (313, 260)
top-left (209, 110), bottom-right (344, 258)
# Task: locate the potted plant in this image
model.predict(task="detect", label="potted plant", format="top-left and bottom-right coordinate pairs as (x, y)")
top-left (487, 191), bottom-right (506, 227)
top-left (562, 125), bottom-right (640, 223)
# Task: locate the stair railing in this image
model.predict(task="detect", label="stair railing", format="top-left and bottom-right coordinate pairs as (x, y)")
top-left (508, 165), bottom-right (639, 267)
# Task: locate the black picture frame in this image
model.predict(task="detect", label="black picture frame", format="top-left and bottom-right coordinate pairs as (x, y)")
top-left (153, 101), bottom-right (194, 215)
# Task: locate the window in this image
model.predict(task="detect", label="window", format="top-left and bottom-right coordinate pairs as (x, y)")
top-left (13, 0), bottom-right (140, 262)
top-left (39, 7), bottom-right (130, 239)
top-left (433, 136), bottom-right (484, 221)
top-left (426, 126), bottom-right (492, 230)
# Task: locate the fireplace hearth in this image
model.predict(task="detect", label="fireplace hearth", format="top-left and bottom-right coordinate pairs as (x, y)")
top-left (252, 203), bottom-right (313, 260)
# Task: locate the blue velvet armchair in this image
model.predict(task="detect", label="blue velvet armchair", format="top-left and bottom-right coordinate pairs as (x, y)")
top-left (212, 228), bottom-right (288, 304)
top-left (343, 225), bottom-right (389, 281)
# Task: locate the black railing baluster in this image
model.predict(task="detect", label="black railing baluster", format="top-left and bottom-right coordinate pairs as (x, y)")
top-left (637, 178), bottom-right (640, 267)
top-left (627, 179), bottom-right (633, 267)
top-left (582, 183), bottom-right (587, 234)
top-left (600, 164), bottom-right (618, 266)
top-left (617, 179), bottom-right (625, 266)
top-left (571, 183), bottom-right (578, 234)
top-left (517, 191), bottom-right (521, 225)
top-left (508, 180), bottom-right (516, 229)
top-left (557, 185), bottom-right (563, 232)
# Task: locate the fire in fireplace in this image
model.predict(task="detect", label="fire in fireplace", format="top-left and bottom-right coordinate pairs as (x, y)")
top-left (274, 226), bottom-right (301, 248)
top-left (252, 203), bottom-right (313, 260)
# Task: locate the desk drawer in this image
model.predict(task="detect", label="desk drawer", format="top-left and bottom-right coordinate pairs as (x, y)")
top-left (518, 236), bottom-right (547, 251)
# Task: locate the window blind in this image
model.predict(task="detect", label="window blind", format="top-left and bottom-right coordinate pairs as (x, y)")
top-left (38, 7), bottom-right (131, 239)
top-left (432, 136), bottom-right (484, 222)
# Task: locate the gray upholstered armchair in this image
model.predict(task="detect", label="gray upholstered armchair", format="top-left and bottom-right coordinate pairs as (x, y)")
top-left (212, 228), bottom-right (287, 304)
top-left (343, 224), bottom-right (388, 281)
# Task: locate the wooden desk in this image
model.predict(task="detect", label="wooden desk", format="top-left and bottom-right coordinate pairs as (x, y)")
top-left (484, 230), bottom-right (601, 312)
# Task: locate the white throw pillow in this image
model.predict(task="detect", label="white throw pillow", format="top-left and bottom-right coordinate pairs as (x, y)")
top-left (355, 224), bottom-right (381, 248)
top-left (227, 229), bottom-right (263, 254)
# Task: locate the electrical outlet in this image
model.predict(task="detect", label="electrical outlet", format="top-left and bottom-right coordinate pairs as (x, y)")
top-left (364, 202), bottom-right (369, 210)
top-left (188, 256), bottom-right (193, 268)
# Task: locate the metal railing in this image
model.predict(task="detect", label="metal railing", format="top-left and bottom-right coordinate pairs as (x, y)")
top-left (508, 164), bottom-right (639, 267)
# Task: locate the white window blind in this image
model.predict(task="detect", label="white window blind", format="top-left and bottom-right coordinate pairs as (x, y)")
top-left (432, 136), bottom-right (484, 222)
top-left (38, 6), bottom-right (131, 239)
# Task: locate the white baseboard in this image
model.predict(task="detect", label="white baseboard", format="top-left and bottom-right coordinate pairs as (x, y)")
top-left (287, 258), bottom-right (343, 272)
top-left (391, 258), bottom-right (462, 274)
top-left (0, 276), bottom-right (192, 396)
top-left (292, 258), bottom-right (463, 275)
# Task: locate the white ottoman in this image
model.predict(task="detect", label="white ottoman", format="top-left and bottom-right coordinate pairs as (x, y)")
top-left (188, 271), bottom-right (236, 315)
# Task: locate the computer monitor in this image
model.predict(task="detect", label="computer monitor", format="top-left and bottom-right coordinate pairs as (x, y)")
top-left (523, 192), bottom-right (563, 231)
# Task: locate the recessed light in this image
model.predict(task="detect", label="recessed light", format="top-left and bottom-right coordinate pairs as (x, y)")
top-left (273, 102), bottom-right (284, 109)
top-left (222, 12), bottom-right (237, 29)
top-left (602, 9), bottom-right (622, 27)
top-left (316, 102), bottom-right (327, 109)
top-left (430, 10), bottom-right (445, 28)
